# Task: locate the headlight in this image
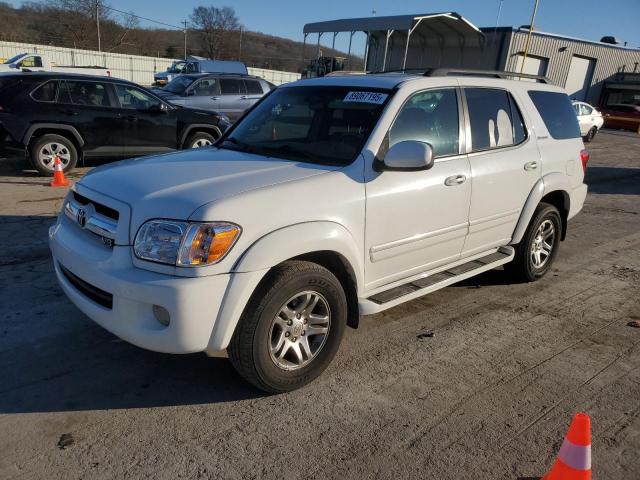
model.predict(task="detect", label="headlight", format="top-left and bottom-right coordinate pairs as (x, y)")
top-left (134, 220), bottom-right (241, 267)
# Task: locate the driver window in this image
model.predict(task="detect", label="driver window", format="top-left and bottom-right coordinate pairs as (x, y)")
top-left (115, 84), bottom-right (161, 110)
top-left (580, 104), bottom-right (593, 115)
top-left (192, 78), bottom-right (220, 96)
top-left (19, 56), bottom-right (42, 68)
top-left (389, 88), bottom-right (459, 158)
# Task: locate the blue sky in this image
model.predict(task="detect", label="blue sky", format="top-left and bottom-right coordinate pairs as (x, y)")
top-left (12, 0), bottom-right (640, 54)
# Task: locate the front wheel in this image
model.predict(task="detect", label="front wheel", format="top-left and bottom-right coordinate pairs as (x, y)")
top-left (184, 131), bottom-right (216, 149)
top-left (505, 202), bottom-right (562, 282)
top-left (228, 261), bottom-right (347, 393)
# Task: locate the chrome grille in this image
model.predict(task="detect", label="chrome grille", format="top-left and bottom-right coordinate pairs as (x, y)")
top-left (64, 193), bottom-right (118, 246)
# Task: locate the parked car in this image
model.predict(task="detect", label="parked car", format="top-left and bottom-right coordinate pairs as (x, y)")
top-left (49, 71), bottom-right (588, 393)
top-left (600, 103), bottom-right (640, 132)
top-left (572, 101), bottom-right (603, 142)
top-left (154, 73), bottom-right (275, 122)
top-left (154, 57), bottom-right (248, 86)
top-left (0, 72), bottom-right (231, 175)
top-left (0, 53), bottom-right (111, 77)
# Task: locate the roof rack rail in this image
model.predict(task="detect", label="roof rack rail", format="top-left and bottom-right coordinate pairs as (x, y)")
top-left (423, 68), bottom-right (550, 83)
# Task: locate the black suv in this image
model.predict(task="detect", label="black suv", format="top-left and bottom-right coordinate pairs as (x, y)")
top-left (0, 72), bottom-right (231, 175)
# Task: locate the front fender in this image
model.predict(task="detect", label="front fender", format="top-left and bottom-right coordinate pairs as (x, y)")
top-left (511, 173), bottom-right (570, 244)
top-left (205, 221), bottom-right (363, 353)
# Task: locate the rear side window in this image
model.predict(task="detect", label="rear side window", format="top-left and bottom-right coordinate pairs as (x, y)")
top-left (220, 78), bottom-right (246, 95)
top-left (465, 88), bottom-right (527, 152)
top-left (244, 80), bottom-right (263, 94)
top-left (31, 80), bottom-right (58, 102)
top-left (58, 80), bottom-right (112, 107)
top-left (528, 91), bottom-right (581, 139)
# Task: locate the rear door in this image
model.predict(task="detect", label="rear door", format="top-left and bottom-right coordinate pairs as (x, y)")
top-left (461, 87), bottom-right (540, 257)
top-left (218, 78), bottom-right (247, 121)
top-left (242, 79), bottom-right (266, 111)
top-left (57, 79), bottom-right (125, 155)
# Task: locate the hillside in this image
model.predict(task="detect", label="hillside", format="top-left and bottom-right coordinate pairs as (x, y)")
top-left (0, 2), bottom-right (361, 72)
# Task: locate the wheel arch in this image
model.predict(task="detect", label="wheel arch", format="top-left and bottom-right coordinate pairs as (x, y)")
top-left (511, 174), bottom-right (571, 244)
top-left (23, 123), bottom-right (85, 149)
top-left (179, 124), bottom-right (222, 148)
top-left (205, 222), bottom-right (363, 353)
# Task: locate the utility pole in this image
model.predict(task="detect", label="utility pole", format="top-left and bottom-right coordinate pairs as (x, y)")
top-left (183, 20), bottom-right (188, 59)
top-left (96, 0), bottom-right (102, 52)
top-left (519, 0), bottom-right (540, 75)
top-left (239, 26), bottom-right (243, 61)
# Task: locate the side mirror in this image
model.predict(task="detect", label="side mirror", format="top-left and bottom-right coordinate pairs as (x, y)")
top-left (185, 89), bottom-right (195, 96)
top-left (149, 103), bottom-right (169, 114)
top-left (382, 140), bottom-right (434, 171)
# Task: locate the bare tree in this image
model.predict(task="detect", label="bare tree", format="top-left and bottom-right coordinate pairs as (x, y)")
top-left (190, 6), bottom-right (240, 59)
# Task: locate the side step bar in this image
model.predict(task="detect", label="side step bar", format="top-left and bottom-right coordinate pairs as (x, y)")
top-left (359, 247), bottom-right (515, 315)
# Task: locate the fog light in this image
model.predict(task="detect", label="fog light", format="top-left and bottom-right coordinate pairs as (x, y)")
top-left (152, 305), bottom-right (170, 327)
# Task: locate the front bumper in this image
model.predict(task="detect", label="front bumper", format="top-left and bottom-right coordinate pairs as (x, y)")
top-left (49, 215), bottom-right (231, 354)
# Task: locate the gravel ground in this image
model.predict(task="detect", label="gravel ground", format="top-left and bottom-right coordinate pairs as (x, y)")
top-left (0, 130), bottom-right (639, 479)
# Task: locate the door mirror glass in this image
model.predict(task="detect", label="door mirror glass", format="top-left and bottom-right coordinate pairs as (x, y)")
top-left (383, 140), bottom-right (434, 171)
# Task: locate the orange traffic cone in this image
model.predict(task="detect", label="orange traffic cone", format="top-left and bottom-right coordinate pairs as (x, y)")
top-left (50, 155), bottom-right (70, 187)
top-left (542, 413), bottom-right (591, 480)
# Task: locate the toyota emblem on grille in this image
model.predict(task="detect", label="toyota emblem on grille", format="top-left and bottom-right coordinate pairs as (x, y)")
top-left (77, 208), bottom-right (87, 228)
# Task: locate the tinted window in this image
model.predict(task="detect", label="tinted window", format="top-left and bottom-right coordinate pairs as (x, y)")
top-left (245, 80), bottom-right (263, 94)
top-left (32, 81), bottom-right (58, 102)
top-left (20, 56), bottom-right (42, 68)
top-left (58, 80), bottom-right (111, 107)
top-left (528, 91), bottom-right (581, 139)
top-left (466, 88), bottom-right (526, 151)
top-left (220, 78), bottom-right (245, 95)
top-left (389, 88), bottom-right (459, 157)
top-left (115, 84), bottom-right (161, 110)
top-left (191, 78), bottom-right (219, 96)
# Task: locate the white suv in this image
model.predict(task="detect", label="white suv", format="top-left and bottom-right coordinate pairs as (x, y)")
top-left (49, 71), bottom-right (589, 392)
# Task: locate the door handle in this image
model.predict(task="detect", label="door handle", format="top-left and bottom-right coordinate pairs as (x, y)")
top-left (524, 161), bottom-right (538, 171)
top-left (210, 96), bottom-right (219, 100)
top-left (125, 115), bottom-right (137, 122)
top-left (60, 109), bottom-right (78, 116)
top-left (444, 174), bottom-right (467, 186)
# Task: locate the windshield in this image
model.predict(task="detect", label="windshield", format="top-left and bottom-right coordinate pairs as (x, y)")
top-left (218, 86), bottom-right (391, 166)
top-left (3, 54), bottom-right (25, 65)
top-left (167, 61), bottom-right (187, 74)
top-left (164, 76), bottom-right (197, 94)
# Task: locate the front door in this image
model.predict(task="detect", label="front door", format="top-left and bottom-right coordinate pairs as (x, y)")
top-left (365, 88), bottom-right (471, 289)
top-left (460, 87), bottom-right (541, 257)
top-left (183, 77), bottom-right (221, 112)
top-left (113, 83), bottom-right (177, 155)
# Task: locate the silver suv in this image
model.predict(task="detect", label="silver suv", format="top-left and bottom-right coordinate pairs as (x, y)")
top-left (154, 73), bottom-right (275, 122)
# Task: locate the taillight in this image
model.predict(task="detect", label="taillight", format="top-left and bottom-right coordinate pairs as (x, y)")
top-left (580, 149), bottom-right (589, 173)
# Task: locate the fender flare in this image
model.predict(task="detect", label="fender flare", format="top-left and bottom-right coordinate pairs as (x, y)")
top-left (511, 173), bottom-right (571, 244)
top-left (22, 123), bottom-right (85, 147)
top-left (205, 222), bottom-right (363, 352)
top-left (179, 124), bottom-right (222, 147)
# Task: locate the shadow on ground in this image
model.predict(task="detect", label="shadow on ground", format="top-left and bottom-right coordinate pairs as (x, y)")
top-left (586, 166), bottom-right (640, 195)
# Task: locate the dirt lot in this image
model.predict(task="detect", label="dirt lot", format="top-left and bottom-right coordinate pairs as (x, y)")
top-left (0, 130), bottom-right (639, 479)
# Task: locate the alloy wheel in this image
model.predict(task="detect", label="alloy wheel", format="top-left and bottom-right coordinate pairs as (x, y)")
top-left (268, 291), bottom-right (331, 371)
top-left (530, 219), bottom-right (555, 268)
top-left (38, 143), bottom-right (71, 170)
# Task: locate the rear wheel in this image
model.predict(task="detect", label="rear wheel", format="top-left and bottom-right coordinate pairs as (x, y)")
top-left (29, 134), bottom-right (78, 176)
top-left (228, 261), bottom-right (347, 393)
top-left (505, 202), bottom-right (562, 282)
top-left (584, 126), bottom-right (597, 142)
top-left (184, 131), bottom-right (216, 149)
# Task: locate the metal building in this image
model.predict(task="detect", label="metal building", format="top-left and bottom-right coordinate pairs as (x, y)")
top-left (303, 12), bottom-right (640, 105)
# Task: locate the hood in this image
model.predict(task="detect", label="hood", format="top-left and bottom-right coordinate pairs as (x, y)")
top-left (153, 88), bottom-right (181, 100)
top-left (0, 64), bottom-right (16, 72)
top-left (79, 147), bottom-right (338, 231)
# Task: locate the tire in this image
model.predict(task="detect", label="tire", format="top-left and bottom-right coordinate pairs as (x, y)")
top-left (29, 134), bottom-right (78, 176)
top-left (184, 131), bottom-right (216, 149)
top-left (505, 202), bottom-right (562, 283)
top-left (583, 127), bottom-right (597, 143)
top-left (228, 260), bottom-right (348, 393)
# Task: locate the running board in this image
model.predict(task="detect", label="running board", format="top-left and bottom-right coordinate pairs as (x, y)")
top-left (359, 247), bottom-right (515, 315)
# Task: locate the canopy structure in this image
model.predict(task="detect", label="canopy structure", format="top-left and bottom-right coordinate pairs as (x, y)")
top-left (302, 12), bottom-right (486, 72)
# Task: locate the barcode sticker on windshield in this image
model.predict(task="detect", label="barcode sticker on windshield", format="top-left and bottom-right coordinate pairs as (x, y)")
top-left (343, 91), bottom-right (388, 104)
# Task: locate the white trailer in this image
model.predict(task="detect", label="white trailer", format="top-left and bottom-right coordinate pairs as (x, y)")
top-left (0, 53), bottom-right (111, 77)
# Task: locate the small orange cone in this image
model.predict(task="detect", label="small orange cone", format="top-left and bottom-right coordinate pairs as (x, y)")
top-left (542, 413), bottom-right (591, 480)
top-left (50, 155), bottom-right (70, 187)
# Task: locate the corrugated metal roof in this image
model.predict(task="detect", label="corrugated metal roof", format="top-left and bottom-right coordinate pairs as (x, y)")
top-left (303, 12), bottom-right (482, 35)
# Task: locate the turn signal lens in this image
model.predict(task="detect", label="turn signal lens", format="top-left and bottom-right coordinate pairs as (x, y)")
top-left (580, 149), bottom-right (590, 173)
top-left (177, 222), bottom-right (241, 266)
